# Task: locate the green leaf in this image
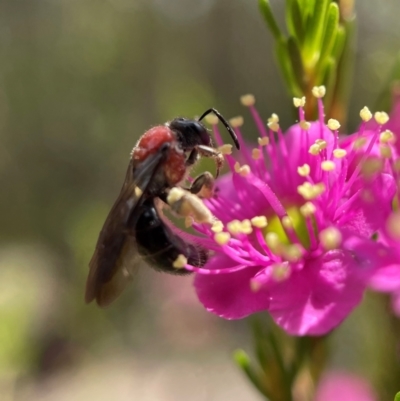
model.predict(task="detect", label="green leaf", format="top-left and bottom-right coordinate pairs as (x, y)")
top-left (275, 38), bottom-right (303, 96)
top-left (234, 349), bottom-right (271, 399)
top-left (286, 0), bottom-right (305, 43)
top-left (258, 0), bottom-right (282, 41)
top-left (319, 3), bottom-right (340, 65)
top-left (394, 391), bottom-right (400, 401)
top-left (304, 0), bottom-right (330, 62)
top-left (287, 36), bottom-right (306, 92)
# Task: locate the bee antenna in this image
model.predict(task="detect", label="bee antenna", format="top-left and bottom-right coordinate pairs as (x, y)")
top-left (198, 108), bottom-right (240, 150)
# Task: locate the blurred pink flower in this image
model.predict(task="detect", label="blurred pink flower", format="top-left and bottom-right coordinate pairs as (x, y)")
top-left (314, 372), bottom-right (376, 401)
top-left (182, 89), bottom-right (399, 335)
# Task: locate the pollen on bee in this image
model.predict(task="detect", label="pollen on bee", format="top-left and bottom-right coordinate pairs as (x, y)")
top-left (327, 119), bottom-right (340, 131)
top-left (185, 216), bottom-right (194, 227)
top-left (252, 148), bottom-right (261, 160)
top-left (218, 144), bottom-right (233, 155)
top-left (319, 227), bottom-right (342, 250)
top-left (297, 164), bottom-right (310, 176)
top-left (293, 96), bottom-right (306, 108)
top-left (167, 187), bottom-right (213, 224)
top-left (251, 215), bottom-right (268, 228)
top-left (173, 254), bottom-right (188, 269)
top-left (360, 106), bottom-right (372, 122)
top-left (312, 86), bottom-right (326, 98)
top-left (134, 186), bottom-right (143, 197)
top-left (229, 116), bottom-right (244, 128)
top-left (321, 160), bottom-right (335, 171)
top-left (258, 137), bottom-right (269, 146)
top-left (374, 111), bottom-right (389, 125)
top-left (214, 232), bottom-right (231, 245)
top-left (299, 120), bottom-right (311, 130)
top-left (240, 94), bottom-right (256, 106)
top-left (333, 148), bottom-right (347, 158)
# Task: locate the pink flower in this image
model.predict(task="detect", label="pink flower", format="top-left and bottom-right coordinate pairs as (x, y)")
top-left (181, 88), bottom-right (399, 335)
top-left (314, 371), bottom-right (376, 401)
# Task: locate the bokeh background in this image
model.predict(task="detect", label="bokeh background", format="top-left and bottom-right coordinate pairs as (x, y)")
top-left (1, 1), bottom-right (400, 400)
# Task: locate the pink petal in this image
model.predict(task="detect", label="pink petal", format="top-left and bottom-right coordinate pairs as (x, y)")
top-left (194, 256), bottom-right (270, 319)
top-left (315, 372), bottom-right (376, 401)
top-left (267, 236), bottom-right (395, 335)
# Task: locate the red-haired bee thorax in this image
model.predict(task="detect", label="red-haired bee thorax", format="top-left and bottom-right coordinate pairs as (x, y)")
top-left (132, 126), bottom-right (175, 162)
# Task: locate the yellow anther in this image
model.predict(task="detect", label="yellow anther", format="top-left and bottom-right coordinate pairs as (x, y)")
top-left (319, 227), bottom-right (342, 250)
top-left (359, 106), bottom-right (372, 122)
top-left (380, 130), bottom-right (395, 144)
top-left (314, 182), bottom-right (326, 195)
top-left (309, 144), bottom-right (320, 155)
top-left (299, 202), bottom-right (316, 217)
top-left (333, 149), bottom-right (347, 158)
top-left (297, 182), bottom-right (326, 200)
top-left (134, 186), bottom-right (143, 198)
top-left (265, 232), bottom-right (282, 254)
top-left (173, 254), bottom-right (188, 269)
top-left (297, 164), bottom-right (310, 177)
top-left (238, 164), bottom-right (251, 177)
top-left (379, 144), bottom-right (392, 159)
top-left (214, 232), bottom-right (231, 245)
top-left (250, 280), bottom-right (262, 292)
top-left (394, 159), bottom-right (400, 172)
top-left (316, 139), bottom-right (327, 150)
top-left (327, 119), bottom-right (341, 131)
top-left (353, 137), bottom-right (367, 150)
top-left (361, 158), bottom-right (383, 177)
top-left (321, 160), bottom-right (336, 171)
top-left (267, 121), bottom-right (280, 132)
top-left (282, 215), bottom-right (293, 229)
top-left (234, 162), bottom-right (241, 173)
top-left (204, 114), bottom-right (218, 125)
top-left (227, 220), bottom-right (242, 235)
top-left (258, 137), bottom-right (270, 146)
top-left (299, 120), bottom-right (311, 130)
top-left (293, 96), bottom-right (306, 108)
top-left (252, 148), bottom-right (261, 160)
top-left (240, 94), bottom-right (255, 107)
top-left (271, 263), bottom-right (290, 281)
top-left (268, 113), bottom-right (279, 123)
top-left (241, 219), bottom-right (253, 235)
top-left (283, 244), bottom-right (302, 262)
top-left (312, 86), bottom-right (326, 98)
top-left (229, 116), bottom-right (244, 128)
top-left (374, 111), bottom-right (389, 125)
top-left (386, 212), bottom-right (400, 240)
top-left (218, 144), bottom-right (233, 155)
top-left (211, 220), bottom-right (224, 233)
top-left (251, 216), bottom-right (268, 228)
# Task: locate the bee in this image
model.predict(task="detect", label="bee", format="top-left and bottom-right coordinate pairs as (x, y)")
top-left (85, 108), bottom-right (239, 307)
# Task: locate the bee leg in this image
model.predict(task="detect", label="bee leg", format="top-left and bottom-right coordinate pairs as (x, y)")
top-left (185, 148), bottom-right (199, 167)
top-left (188, 172), bottom-right (215, 199)
top-left (196, 145), bottom-right (224, 178)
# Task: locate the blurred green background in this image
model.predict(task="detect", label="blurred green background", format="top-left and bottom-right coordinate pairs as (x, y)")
top-left (1, 1), bottom-right (400, 400)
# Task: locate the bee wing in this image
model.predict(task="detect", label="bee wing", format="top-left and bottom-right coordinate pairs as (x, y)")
top-left (85, 149), bottom-right (168, 307)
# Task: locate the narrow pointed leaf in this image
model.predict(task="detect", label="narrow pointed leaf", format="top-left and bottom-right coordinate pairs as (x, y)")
top-left (234, 349), bottom-right (271, 399)
top-left (258, 0), bottom-right (282, 41)
top-left (287, 36), bottom-right (306, 92)
top-left (286, 0), bottom-right (305, 44)
top-left (319, 3), bottom-right (340, 65)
